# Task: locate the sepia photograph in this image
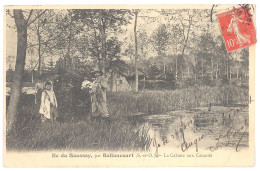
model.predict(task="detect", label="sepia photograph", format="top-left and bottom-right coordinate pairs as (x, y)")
top-left (3, 3), bottom-right (256, 167)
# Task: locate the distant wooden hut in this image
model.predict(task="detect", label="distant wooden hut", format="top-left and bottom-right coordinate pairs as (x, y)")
top-left (107, 61), bottom-right (146, 92)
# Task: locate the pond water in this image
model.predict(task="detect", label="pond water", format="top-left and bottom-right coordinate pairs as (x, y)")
top-left (136, 105), bottom-right (249, 153)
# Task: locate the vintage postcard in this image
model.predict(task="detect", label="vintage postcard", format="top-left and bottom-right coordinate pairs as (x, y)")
top-left (3, 4), bottom-right (255, 167)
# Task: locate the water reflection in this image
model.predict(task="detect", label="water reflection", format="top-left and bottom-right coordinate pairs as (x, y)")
top-left (137, 106), bottom-right (249, 152)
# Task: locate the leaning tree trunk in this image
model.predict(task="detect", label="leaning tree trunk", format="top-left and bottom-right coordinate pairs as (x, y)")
top-left (7, 10), bottom-right (28, 134)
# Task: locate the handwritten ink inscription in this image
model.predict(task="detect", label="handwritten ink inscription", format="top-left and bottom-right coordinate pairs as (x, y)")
top-left (145, 104), bottom-right (248, 156)
top-left (209, 125), bottom-right (248, 152)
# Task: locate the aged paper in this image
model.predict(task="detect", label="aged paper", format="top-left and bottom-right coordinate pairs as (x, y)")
top-left (3, 4), bottom-right (255, 167)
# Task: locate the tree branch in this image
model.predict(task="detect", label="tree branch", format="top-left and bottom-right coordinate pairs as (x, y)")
top-left (27, 29), bottom-right (65, 48)
top-left (6, 9), bottom-right (14, 18)
top-left (26, 9), bottom-right (48, 27)
top-left (40, 43), bottom-right (48, 57)
top-left (210, 5), bottom-right (215, 22)
top-left (180, 21), bottom-right (186, 40)
top-left (26, 10), bottom-right (33, 26)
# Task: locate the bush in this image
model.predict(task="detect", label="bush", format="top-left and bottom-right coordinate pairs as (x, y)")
top-left (56, 70), bottom-right (90, 120)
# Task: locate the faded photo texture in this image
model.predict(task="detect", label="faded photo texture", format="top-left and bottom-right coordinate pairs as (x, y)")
top-left (4, 4), bottom-right (254, 167)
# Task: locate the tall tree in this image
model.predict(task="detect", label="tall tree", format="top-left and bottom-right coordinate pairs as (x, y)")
top-left (133, 10), bottom-right (139, 91)
top-left (73, 9), bottom-right (132, 75)
top-left (27, 9), bottom-right (67, 75)
top-left (7, 10), bottom-right (29, 134)
top-left (240, 47), bottom-right (249, 79)
top-left (7, 9), bottom-right (46, 134)
top-left (66, 10), bottom-right (75, 70)
top-left (151, 24), bottom-right (170, 78)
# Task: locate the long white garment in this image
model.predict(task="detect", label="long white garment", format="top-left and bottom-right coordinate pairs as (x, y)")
top-left (39, 90), bottom-right (57, 119)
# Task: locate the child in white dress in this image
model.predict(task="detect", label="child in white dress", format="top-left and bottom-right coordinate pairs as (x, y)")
top-left (39, 81), bottom-right (58, 122)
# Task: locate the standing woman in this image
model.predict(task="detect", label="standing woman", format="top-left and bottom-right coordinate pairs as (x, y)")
top-left (90, 67), bottom-right (109, 118)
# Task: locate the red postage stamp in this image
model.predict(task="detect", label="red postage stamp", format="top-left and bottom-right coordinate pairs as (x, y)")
top-left (217, 5), bottom-right (256, 52)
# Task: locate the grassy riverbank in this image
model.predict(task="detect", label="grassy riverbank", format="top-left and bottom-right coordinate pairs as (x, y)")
top-left (7, 116), bottom-right (151, 151)
top-left (107, 85), bottom-right (248, 116)
top-left (6, 85), bottom-right (247, 151)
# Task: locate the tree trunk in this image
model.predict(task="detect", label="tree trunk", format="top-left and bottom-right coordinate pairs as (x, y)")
top-left (211, 59), bottom-right (214, 80)
top-left (237, 67), bottom-right (239, 79)
top-left (7, 10), bottom-right (27, 134)
top-left (216, 62), bottom-right (218, 79)
top-left (229, 65), bottom-right (232, 80)
top-left (180, 15), bottom-right (192, 82)
top-left (143, 76), bottom-right (146, 90)
top-left (226, 59), bottom-right (229, 79)
top-left (134, 11), bottom-right (139, 92)
top-left (181, 16), bottom-right (192, 58)
top-left (67, 12), bottom-right (74, 70)
top-left (109, 71), bottom-right (114, 91)
top-left (202, 61), bottom-right (204, 78)
top-left (90, 18), bottom-right (102, 68)
top-left (163, 58), bottom-right (166, 79)
top-left (32, 70), bottom-right (34, 83)
top-left (175, 57), bottom-right (178, 80)
top-left (92, 24), bottom-right (101, 62)
top-left (37, 11), bottom-right (42, 75)
top-left (99, 10), bottom-right (106, 75)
